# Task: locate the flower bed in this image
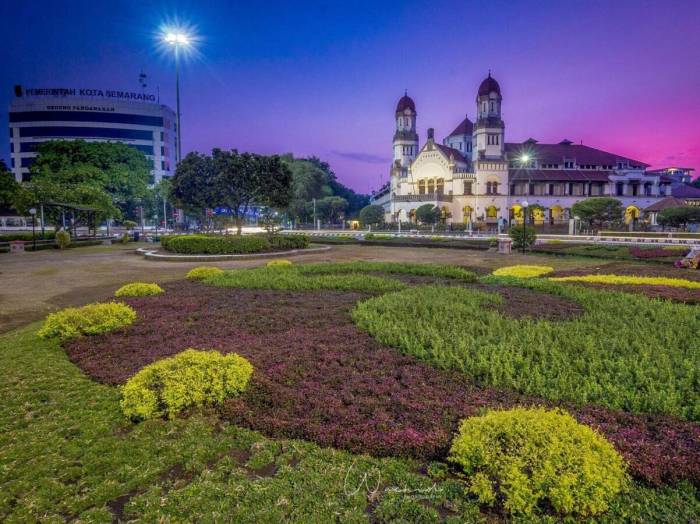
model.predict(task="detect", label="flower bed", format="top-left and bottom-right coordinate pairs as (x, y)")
top-left (492, 265), bottom-right (553, 278)
top-left (161, 234), bottom-right (309, 255)
top-left (549, 274), bottom-right (700, 288)
top-left (63, 281), bottom-right (700, 487)
top-left (629, 246), bottom-right (691, 258)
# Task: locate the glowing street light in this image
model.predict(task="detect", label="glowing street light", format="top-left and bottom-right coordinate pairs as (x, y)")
top-left (161, 27), bottom-right (195, 163)
top-left (520, 153), bottom-right (530, 163)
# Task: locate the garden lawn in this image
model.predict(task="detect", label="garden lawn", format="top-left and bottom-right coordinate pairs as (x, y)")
top-left (353, 277), bottom-right (700, 421)
top-left (63, 281), bottom-right (700, 488)
top-left (2, 272), bottom-right (700, 520)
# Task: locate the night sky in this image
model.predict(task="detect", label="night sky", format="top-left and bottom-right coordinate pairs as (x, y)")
top-left (2, 0), bottom-right (699, 192)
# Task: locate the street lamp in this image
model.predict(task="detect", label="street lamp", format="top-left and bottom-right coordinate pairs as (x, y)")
top-left (521, 200), bottom-right (529, 254)
top-left (161, 28), bottom-right (194, 163)
top-left (28, 208), bottom-right (37, 251)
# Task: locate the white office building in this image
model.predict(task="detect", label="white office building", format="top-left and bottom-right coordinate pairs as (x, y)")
top-left (9, 85), bottom-right (177, 183)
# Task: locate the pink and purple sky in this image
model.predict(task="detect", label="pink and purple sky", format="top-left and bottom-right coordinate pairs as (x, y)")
top-left (2, 0), bottom-right (699, 192)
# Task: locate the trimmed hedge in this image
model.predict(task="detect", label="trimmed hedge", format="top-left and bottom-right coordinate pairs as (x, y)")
top-left (120, 349), bottom-right (253, 420)
top-left (0, 232), bottom-right (56, 242)
top-left (114, 282), bottom-right (164, 297)
top-left (449, 407), bottom-right (626, 517)
top-left (186, 266), bottom-right (224, 280)
top-left (162, 234), bottom-right (309, 254)
top-left (38, 302), bottom-right (136, 341)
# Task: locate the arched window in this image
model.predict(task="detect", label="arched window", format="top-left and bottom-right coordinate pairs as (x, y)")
top-left (427, 179), bottom-right (435, 194)
top-left (418, 180), bottom-right (426, 195)
top-left (436, 178), bottom-right (444, 195)
top-left (486, 182), bottom-right (492, 194)
top-left (486, 206), bottom-right (498, 219)
top-left (492, 182), bottom-right (499, 194)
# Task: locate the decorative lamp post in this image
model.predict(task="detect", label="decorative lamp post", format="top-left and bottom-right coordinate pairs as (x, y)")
top-left (521, 200), bottom-right (529, 254)
top-left (28, 208), bottom-right (37, 251)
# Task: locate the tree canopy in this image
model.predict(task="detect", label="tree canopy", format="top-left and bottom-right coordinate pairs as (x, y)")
top-left (19, 140), bottom-right (151, 222)
top-left (281, 155), bottom-right (369, 224)
top-left (172, 149), bottom-right (292, 234)
top-left (657, 206), bottom-right (700, 228)
top-left (359, 204), bottom-right (385, 227)
top-left (0, 160), bottom-right (22, 213)
top-left (415, 204), bottom-right (441, 225)
top-left (571, 197), bottom-right (623, 228)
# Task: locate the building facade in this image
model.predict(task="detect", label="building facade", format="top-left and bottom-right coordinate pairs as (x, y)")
top-left (9, 85), bottom-right (177, 183)
top-left (383, 74), bottom-right (675, 228)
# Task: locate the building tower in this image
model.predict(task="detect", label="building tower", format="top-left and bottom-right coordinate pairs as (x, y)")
top-left (472, 72), bottom-right (504, 161)
top-left (393, 91), bottom-right (419, 170)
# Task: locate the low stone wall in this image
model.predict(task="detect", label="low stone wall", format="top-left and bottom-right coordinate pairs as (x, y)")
top-left (135, 245), bottom-right (332, 262)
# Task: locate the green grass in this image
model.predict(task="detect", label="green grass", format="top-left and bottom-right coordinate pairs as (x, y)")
top-left (352, 278), bottom-right (700, 421)
top-left (297, 261), bottom-right (478, 282)
top-left (1, 308), bottom-right (699, 520)
top-left (203, 267), bottom-right (407, 293)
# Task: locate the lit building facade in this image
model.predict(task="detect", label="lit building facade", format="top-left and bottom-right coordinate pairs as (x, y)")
top-left (8, 85), bottom-right (177, 183)
top-left (384, 74), bottom-right (677, 227)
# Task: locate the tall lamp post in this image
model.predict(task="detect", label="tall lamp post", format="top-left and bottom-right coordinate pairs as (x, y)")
top-left (521, 200), bottom-right (529, 254)
top-left (28, 208), bottom-right (37, 251)
top-left (162, 30), bottom-right (193, 163)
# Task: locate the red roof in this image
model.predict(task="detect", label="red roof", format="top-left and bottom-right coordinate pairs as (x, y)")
top-left (478, 74), bottom-right (501, 97)
top-left (448, 116), bottom-right (473, 137)
top-left (396, 94), bottom-right (416, 113)
top-left (505, 142), bottom-right (649, 169)
top-left (435, 143), bottom-right (467, 163)
top-left (509, 169), bottom-right (611, 182)
top-left (671, 183), bottom-right (700, 199)
top-left (644, 197), bottom-right (686, 212)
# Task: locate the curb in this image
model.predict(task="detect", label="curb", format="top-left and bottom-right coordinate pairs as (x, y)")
top-left (135, 245), bottom-right (332, 262)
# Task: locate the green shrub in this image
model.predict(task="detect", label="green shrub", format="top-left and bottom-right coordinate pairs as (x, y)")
top-left (114, 282), bottom-right (164, 297)
top-left (0, 231), bottom-right (56, 242)
top-left (38, 302), bottom-right (136, 341)
top-left (509, 225), bottom-right (536, 250)
top-left (56, 230), bottom-right (71, 249)
top-left (266, 259), bottom-right (293, 268)
top-left (120, 349), bottom-right (253, 420)
top-left (298, 261), bottom-right (478, 282)
top-left (364, 233), bottom-right (375, 240)
top-left (449, 407), bottom-right (626, 517)
top-left (352, 280), bottom-right (700, 420)
top-left (267, 234), bottom-right (309, 250)
top-left (122, 220), bottom-right (137, 230)
top-left (186, 266), bottom-right (225, 280)
top-left (204, 267), bottom-right (407, 293)
top-left (120, 232), bottom-right (129, 244)
top-left (162, 234), bottom-right (308, 255)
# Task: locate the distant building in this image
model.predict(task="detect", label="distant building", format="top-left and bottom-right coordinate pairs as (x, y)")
top-left (383, 74), bottom-right (677, 227)
top-left (8, 85), bottom-right (177, 183)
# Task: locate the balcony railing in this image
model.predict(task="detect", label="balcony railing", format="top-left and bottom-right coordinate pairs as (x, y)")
top-left (394, 193), bottom-right (453, 203)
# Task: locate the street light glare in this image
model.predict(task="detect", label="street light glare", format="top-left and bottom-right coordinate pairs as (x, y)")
top-left (163, 30), bottom-right (192, 47)
top-left (520, 154), bottom-right (530, 163)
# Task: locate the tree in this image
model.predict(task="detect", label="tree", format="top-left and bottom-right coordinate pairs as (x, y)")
top-left (359, 204), bottom-right (385, 227)
top-left (315, 196), bottom-right (348, 224)
top-left (0, 160), bottom-right (22, 213)
top-left (571, 198), bottom-right (623, 229)
top-left (23, 140), bottom-right (151, 224)
top-left (657, 206), bottom-right (700, 228)
top-left (509, 225), bottom-right (537, 250)
top-left (171, 152), bottom-right (216, 216)
top-left (415, 204), bottom-right (440, 225)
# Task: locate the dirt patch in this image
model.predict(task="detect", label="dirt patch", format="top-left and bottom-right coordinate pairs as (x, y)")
top-left (479, 284), bottom-right (584, 321)
top-left (62, 281), bottom-right (700, 487)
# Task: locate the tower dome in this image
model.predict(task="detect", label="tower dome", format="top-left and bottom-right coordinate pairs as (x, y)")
top-left (395, 91), bottom-right (416, 113)
top-left (477, 72), bottom-right (501, 97)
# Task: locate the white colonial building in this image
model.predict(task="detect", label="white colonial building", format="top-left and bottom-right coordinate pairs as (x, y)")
top-left (380, 74), bottom-right (674, 228)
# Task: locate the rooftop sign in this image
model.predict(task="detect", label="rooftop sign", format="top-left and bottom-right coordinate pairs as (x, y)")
top-left (14, 85), bottom-right (156, 102)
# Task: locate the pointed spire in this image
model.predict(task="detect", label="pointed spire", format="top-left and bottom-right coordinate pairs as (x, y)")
top-left (404, 88), bottom-right (408, 96)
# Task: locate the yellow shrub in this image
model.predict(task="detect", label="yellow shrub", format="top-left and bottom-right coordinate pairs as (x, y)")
top-left (449, 407), bottom-right (627, 517)
top-left (266, 259), bottom-right (293, 268)
top-left (492, 265), bottom-right (554, 278)
top-left (186, 266), bottom-right (224, 280)
top-left (120, 349), bottom-right (253, 420)
top-left (114, 282), bottom-right (164, 297)
top-left (549, 274), bottom-right (700, 289)
top-left (38, 302), bottom-right (136, 341)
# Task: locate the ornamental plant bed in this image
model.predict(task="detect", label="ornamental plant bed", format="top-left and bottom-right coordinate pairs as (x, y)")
top-left (63, 280), bottom-right (700, 487)
top-left (161, 234), bottom-right (309, 255)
